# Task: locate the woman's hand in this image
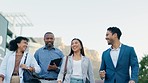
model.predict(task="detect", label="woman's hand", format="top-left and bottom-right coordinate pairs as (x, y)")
top-left (20, 64), bottom-right (28, 69)
top-left (57, 80), bottom-right (62, 83)
top-left (0, 80), bottom-right (3, 83)
top-left (0, 77), bottom-right (3, 83)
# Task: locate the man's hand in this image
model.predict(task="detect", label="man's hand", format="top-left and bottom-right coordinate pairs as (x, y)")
top-left (48, 63), bottom-right (58, 70)
top-left (128, 80), bottom-right (135, 83)
top-left (99, 70), bottom-right (106, 79)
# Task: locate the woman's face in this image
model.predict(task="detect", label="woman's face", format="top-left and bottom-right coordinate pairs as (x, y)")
top-left (71, 40), bottom-right (81, 52)
top-left (17, 40), bottom-right (28, 52)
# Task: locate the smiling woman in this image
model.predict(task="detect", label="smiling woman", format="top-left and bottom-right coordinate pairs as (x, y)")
top-left (57, 38), bottom-right (95, 83)
top-left (0, 36), bottom-right (41, 83)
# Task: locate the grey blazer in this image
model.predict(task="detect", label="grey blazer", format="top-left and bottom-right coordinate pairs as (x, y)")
top-left (58, 55), bottom-right (95, 83)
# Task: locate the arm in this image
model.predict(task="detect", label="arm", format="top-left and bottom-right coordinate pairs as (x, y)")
top-left (88, 58), bottom-right (95, 83)
top-left (34, 50), bottom-right (39, 65)
top-left (129, 47), bottom-right (139, 83)
top-left (20, 54), bottom-right (41, 73)
top-left (57, 56), bottom-right (67, 82)
top-left (0, 54), bottom-right (10, 81)
top-left (31, 56), bottom-right (41, 73)
top-left (99, 52), bottom-right (106, 79)
top-left (48, 50), bottom-right (64, 73)
top-left (100, 52), bottom-right (106, 71)
top-left (55, 50), bottom-right (64, 73)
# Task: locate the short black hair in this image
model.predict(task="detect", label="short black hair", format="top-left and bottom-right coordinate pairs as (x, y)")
top-left (107, 27), bottom-right (122, 40)
top-left (44, 32), bottom-right (54, 37)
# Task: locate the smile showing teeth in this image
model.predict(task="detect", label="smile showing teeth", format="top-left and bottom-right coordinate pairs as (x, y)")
top-left (73, 46), bottom-right (77, 49)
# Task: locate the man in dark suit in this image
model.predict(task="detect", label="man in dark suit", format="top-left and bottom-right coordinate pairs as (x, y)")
top-left (99, 27), bottom-right (139, 83)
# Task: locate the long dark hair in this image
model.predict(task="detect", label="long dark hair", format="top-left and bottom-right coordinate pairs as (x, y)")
top-left (9, 36), bottom-right (29, 51)
top-left (68, 38), bottom-right (85, 56)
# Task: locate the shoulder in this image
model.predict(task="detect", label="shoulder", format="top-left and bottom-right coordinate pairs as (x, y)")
top-left (54, 48), bottom-right (62, 52)
top-left (83, 56), bottom-right (90, 61)
top-left (37, 47), bottom-right (44, 51)
top-left (121, 44), bottom-right (134, 49)
top-left (6, 51), bottom-right (14, 55)
top-left (24, 52), bottom-right (33, 58)
top-left (34, 47), bottom-right (44, 53)
top-left (102, 48), bottom-right (110, 55)
top-left (54, 48), bottom-right (64, 56)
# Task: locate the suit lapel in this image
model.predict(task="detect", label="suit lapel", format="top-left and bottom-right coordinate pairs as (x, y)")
top-left (116, 44), bottom-right (125, 67)
top-left (106, 49), bottom-right (116, 69)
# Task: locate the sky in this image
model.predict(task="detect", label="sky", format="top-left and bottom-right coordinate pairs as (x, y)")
top-left (1, 0), bottom-right (148, 60)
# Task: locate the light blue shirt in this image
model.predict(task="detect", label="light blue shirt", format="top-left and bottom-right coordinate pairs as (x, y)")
top-left (34, 46), bottom-right (64, 79)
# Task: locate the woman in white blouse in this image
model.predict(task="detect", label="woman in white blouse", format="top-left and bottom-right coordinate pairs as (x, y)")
top-left (57, 38), bottom-right (95, 83)
top-left (0, 36), bottom-right (41, 83)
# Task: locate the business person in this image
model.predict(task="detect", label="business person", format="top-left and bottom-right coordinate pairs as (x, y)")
top-left (34, 32), bottom-right (64, 83)
top-left (0, 36), bottom-right (41, 83)
top-left (57, 38), bottom-right (95, 83)
top-left (99, 27), bottom-right (139, 83)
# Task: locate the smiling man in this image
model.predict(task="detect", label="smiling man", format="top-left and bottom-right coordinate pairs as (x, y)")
top-left (34, 32), bottom-right (64, 83)
top-left (99, 27), bottom-right (139, 83)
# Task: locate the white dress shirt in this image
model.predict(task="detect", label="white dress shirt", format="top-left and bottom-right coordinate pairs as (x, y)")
top-left (110, 44), bottom-right (121, 67)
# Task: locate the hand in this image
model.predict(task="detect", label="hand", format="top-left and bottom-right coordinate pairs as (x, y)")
top-left (128, 80), bottom-right (135, 83)
top-left (28, 67), bottom-right (35, 72)
top-left (20, 64), bottom-right (28, 69)
top-left (99, 70), bottom-right (106, 79)
top-left (0, 77), bottom-right (3, 83)
top-left (48, 63), bottom-right (58, 70)
top-left (57, 80), bottom-right (62, 83)
top-left (0, 80), bottom-right (3, 83)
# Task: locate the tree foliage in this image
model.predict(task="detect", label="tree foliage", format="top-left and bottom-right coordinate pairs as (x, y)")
top-left (138, 55), bottom-right (148, 83)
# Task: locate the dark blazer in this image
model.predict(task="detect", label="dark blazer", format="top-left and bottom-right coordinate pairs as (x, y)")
top-left (100, 44), bottom-right (139, 83)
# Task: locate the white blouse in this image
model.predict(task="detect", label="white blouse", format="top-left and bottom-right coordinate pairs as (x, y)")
top-left (71, 59), bottom-right (83, 79)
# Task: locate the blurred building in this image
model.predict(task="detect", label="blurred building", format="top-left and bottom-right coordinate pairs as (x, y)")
top-left (0, 13), bottom-right (9, 63)
top-left (0, 13), bottom-right (41, 64)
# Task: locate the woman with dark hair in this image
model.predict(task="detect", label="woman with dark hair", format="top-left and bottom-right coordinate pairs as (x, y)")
top-left (57, 38), bottom-right (95, 83)
top-left (0, 36), bottom-right (41, 83)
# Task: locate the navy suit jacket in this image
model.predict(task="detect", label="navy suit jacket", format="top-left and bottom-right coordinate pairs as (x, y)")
top-left (100, 44), bottom-right (139, 83)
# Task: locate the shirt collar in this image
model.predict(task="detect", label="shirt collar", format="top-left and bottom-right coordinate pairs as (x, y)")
top-left (110, 43), bottom-right (122, 51)
top-left (43, 45), bottom-right (55, 50)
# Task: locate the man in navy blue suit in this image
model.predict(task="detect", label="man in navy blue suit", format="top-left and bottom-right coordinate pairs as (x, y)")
top-left (99, 27), bottom-right (139, 83)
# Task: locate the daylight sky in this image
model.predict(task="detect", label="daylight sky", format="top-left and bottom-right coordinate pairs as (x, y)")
top-left (1, 0), bottom-right (148, 60)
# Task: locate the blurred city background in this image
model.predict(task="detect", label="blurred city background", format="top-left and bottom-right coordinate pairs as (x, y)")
top-left (1, 0), bottom-right (148, 82)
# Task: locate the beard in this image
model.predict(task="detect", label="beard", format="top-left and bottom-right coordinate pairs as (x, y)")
top-left (46, 42), bottom-right (53, 48)
top-left (107, 39), bottom-right (113, 45)
top-left (107, 42), bottom-right (112, 45)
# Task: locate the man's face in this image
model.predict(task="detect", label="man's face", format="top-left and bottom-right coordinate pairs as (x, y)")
top-left (105, 31), bottom-right (115, 45)
top-left (44, 34), bottom-right (55, 47)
